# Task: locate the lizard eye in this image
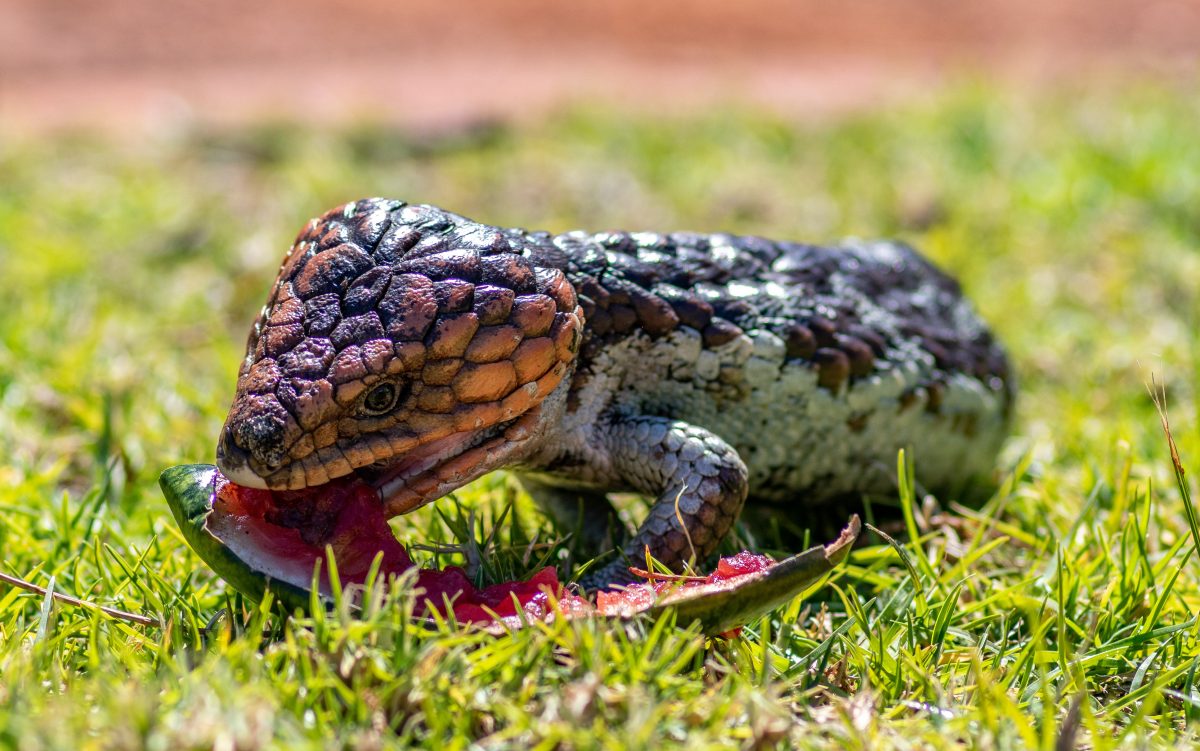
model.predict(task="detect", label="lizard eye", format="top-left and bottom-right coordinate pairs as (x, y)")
top-left (359, 381), bottom-right (405, 416)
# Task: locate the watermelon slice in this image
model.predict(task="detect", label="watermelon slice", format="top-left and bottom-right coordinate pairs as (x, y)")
top-left (160, 464), bottom-right (858, 635)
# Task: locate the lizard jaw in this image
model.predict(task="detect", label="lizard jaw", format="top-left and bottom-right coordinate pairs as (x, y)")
top-left (370, 407), bottom-right (545, 517)
top-left (215, 401), bottom-right (552, 514)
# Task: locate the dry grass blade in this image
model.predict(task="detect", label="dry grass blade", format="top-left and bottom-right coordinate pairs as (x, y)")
top-left (1147, 374), bottom-right (1200, 565)
top-left (0, 570), bottom-right (158, 627)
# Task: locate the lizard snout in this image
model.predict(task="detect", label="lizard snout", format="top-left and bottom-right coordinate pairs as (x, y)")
top-left (216, 419), bottom-right (280, 489)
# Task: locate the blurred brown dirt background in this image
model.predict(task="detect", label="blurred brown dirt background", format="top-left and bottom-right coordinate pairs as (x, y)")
top-left (2, 0), bottom-right (1198, 134)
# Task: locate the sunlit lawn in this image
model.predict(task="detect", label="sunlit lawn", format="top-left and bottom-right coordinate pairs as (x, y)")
top-left (2, 81), bottom-right (1200, 748)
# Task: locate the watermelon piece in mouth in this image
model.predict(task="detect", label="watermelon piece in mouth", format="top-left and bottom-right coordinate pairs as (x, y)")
top-left (160, 464), bottom-right (859, 635)
top-left (161, 463), bottom-right (583, 627)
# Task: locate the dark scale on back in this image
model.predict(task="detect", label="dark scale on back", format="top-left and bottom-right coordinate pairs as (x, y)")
top-left (217, 198), bottom-right (1013, 589)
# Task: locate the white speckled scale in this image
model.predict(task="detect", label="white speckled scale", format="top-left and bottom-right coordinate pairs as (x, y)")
top-left (578, 327), bottom-right (1006, 500)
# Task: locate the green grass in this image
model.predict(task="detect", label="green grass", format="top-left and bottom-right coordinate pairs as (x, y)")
top-left (3, 80), bottom-right (1200, 748)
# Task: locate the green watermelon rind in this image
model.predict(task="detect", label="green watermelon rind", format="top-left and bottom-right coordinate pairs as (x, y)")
top-left (160, 463), bottom-right (316, 612)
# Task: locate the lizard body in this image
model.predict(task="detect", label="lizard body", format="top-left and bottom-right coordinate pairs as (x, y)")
top-left (216, 198), bottom-right (1012, 587)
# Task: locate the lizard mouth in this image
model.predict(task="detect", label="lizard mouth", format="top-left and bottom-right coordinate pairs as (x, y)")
top-left (215, 406), bottom-right (546, 558)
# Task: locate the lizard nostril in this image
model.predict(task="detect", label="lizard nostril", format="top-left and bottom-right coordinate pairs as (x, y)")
top-left (215, 422), bottom-right (276, 489)
top-left (216, 424), bottom-right (248, 469)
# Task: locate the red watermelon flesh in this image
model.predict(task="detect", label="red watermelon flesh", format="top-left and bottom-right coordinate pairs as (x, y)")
top-left (212, 474), bottom-right (775, 628)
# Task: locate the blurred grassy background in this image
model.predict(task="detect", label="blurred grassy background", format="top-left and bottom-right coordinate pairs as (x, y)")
top-left (3, 82), bottom-right (1200, 746)
top-left (3, 86), bottom-right (1198, 506)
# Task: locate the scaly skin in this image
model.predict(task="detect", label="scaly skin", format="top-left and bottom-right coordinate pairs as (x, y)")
top-left (216, 199), bottom-right (1013, 588)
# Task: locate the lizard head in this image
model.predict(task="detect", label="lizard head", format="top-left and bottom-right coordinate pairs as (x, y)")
top-left (215, 199), bottom-right (583, 516)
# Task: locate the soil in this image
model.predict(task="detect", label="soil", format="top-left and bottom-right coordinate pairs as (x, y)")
top-left (2, 0), bottom-right (1198, 133)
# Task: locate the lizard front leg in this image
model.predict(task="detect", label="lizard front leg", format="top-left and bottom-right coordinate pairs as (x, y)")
top-left (580, 416), bottom-right (749, 590)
